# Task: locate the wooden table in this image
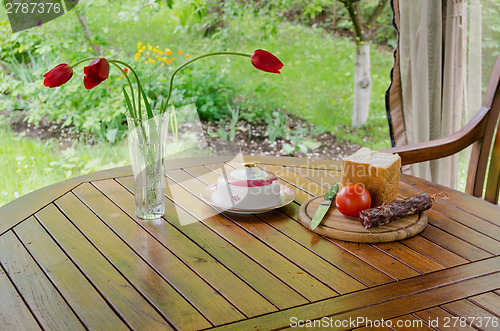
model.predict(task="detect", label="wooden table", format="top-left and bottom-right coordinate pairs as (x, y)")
top-left (1, 156), bottom-right (499, 330)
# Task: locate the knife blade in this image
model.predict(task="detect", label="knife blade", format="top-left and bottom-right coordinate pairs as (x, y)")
top-left (311, 183), bottom-right (339, 230)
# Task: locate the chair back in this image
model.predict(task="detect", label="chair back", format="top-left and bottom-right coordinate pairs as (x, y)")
top-left (484, 103), bottom-right (500, 203)
top-left (466, 54), bottom-right (500, 203)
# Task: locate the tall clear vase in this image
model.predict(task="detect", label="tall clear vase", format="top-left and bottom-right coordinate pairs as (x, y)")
top-left (127, 112), bottom-right (169, 220)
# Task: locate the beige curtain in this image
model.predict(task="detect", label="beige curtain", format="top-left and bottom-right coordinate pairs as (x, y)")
top-left (387, 0), bottom-right (482, 189)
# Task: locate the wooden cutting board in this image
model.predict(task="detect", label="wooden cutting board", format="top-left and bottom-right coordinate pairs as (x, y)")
top-left (298, 195), bottom-right (428, 243)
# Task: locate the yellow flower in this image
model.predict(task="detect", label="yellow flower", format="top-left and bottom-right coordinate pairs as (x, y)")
top-left (137, 42), bottom-right (143, 49)
top-left (148, 44), bottom-right (153, 51)
top-left (165, 48), bottom-right (172, 55)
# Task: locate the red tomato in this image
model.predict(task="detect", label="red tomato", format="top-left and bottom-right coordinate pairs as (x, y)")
top-left (336, 184), bottom-right (371, 217)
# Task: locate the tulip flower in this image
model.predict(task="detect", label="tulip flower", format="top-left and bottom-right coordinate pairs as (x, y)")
top-left (83, 58), bottom-right (110, 89)
top-left (43, 63), bottom-right (73, 88)
top-left (43, 49), bottom-right (283, 120)
top-left (251, 49), bottom-right (284, 74)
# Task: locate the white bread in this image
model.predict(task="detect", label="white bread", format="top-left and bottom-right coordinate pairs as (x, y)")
top-left (340, 147), bottom-right (401, 207)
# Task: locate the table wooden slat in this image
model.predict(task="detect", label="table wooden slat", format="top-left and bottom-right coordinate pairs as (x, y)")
top-left (278, 168), bottom-right (476, 271)
top-left (259, 164), bottom-right (328, 201)
top-left (469, 292), bottom-right (500, 316)
top-left (57, 188), bottom-right (222, 329)
top-left (374, 241), bottom-right (445, 274)
top-left (254, 209), bottom-right (396, 286)
top-left (355, 325), bottom-right (392, 331)
top-left (186, 164), bottom-right (400, 287)
top-left (399, 183), bottom-right (500, 249)
top-left (288, 166), bottom-right (337, 188)
top-left (414, 307), bottom-right (476, 331)
top-left (115, 176), bottom-right (311, 310)
top-left (168, 168), bottom-right (368, 295)
top-left (0, 166), bottom-right (133, 236)
top-left (251, 164), bottom-right (426, 280)
top-left (0, 251), bottom-right (41, 331)
top-left (419, 224), bottom-right (492, 261)
top-left (12, 217), bottom-right (129, 330)
top-left (400, 235), bottom-right (469, 268)
top-left (305, 167), bottom-right (499, 264)
top-left (205, 165), bottom-right (432, 279)
top-left (0, 231), bottom-right (84, 331)
top-left (278, 163), bottom-right (495, 266)
top-left (35, 204), bottom-right (174, 330)
top-left (212, 256), bottom-right (500, 330)
top-left (388, 314), bottom-right (435, 331)
top-left (401, 174), bottom-right (500, 223)
top-left (161, 171), bottom-right (338, 302)
top-left (442, 299), bottom-right (500, 330)
top-left (91, 179), bottom-right (279, 318)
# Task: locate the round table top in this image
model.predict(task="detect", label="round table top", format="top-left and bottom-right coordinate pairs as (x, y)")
top-left (1, 155), bottom-right (499, 330)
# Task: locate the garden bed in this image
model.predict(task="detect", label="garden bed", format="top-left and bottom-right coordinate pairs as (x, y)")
top-left (9, 112), bottom-right (361, 161)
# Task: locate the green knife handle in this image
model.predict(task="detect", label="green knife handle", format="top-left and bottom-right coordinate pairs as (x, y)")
top-left (324, 183), bottom-right (339, 201)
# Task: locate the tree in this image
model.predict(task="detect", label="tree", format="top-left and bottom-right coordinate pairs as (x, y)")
top-left (339, 0), bottom-right (389, 127)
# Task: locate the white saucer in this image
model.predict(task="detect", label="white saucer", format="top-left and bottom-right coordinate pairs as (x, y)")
top-left (200, 184), bottom-right (295, 214)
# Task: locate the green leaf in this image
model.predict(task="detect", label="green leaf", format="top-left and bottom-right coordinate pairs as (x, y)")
top-left (297, 144), bottom-right (309, 155)
top-left (122, 87), bottom-right (135, 118)
top-left (105, 128), bottom-right (118, 143)
top-left (140, 85), bottom-right (154, 119)
top-left (301, 138), bottom-right (322, 150)
top-left (281, 143), bottom-right (295, 155)
top-left (160, 99), bottom-right (166, 114)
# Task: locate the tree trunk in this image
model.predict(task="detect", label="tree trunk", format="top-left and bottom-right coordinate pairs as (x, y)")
top-left (351, 42), bottom-right (372, 127)
top-left (75, 10), bottom-right (101, 56)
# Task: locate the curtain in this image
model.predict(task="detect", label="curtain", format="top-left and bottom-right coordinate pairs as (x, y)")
top-left (386, 0), bottom-right (482, 189)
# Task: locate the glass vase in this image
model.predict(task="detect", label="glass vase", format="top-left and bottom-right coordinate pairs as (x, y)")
top-left (127, 112), bottom-right (169, 220)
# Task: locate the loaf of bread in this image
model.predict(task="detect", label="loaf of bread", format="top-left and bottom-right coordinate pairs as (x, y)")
top-left (340, 147), bottom-right (401, 207)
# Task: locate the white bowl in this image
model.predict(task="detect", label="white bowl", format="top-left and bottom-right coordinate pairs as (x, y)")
top-left (214, 167), bottom-right (281, 209)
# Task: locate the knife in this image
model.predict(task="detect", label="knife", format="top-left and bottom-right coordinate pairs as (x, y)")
top-left (311, 183), bottom-right (339, 230)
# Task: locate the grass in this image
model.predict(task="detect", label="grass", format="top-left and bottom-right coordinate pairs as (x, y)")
top-left (0, 0), bottom-right (395, 206)
top-left (218, 17), bottom-right (394, 149)
top-left (0, 125), bottom-right (129, 206)
top-left (86, 3), bottom-right (394, 150)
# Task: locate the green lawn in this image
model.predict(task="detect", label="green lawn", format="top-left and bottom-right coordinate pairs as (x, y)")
top-left (0, 125), bottom-right (129, 206)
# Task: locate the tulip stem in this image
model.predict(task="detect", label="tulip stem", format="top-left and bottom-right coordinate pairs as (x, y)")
top-left (110, 60), bottom-right (144, 119)
top-left (70, 58), bottom-right (96, 68)
top-left (109, 61), bottom-right (137, 118)
top-left (161, 51), bottom-right (251, 114)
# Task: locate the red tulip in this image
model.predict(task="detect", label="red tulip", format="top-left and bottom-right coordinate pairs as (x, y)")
top-left (251, 49), bottom-right (284, 74)
top-left (43, 63), bottom-right (73, 88)
top-left (83, 58), bottom-right (110, 89)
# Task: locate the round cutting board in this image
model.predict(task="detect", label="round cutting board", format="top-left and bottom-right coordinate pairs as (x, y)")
top-left (298, 195), bottom-right (428, 243)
